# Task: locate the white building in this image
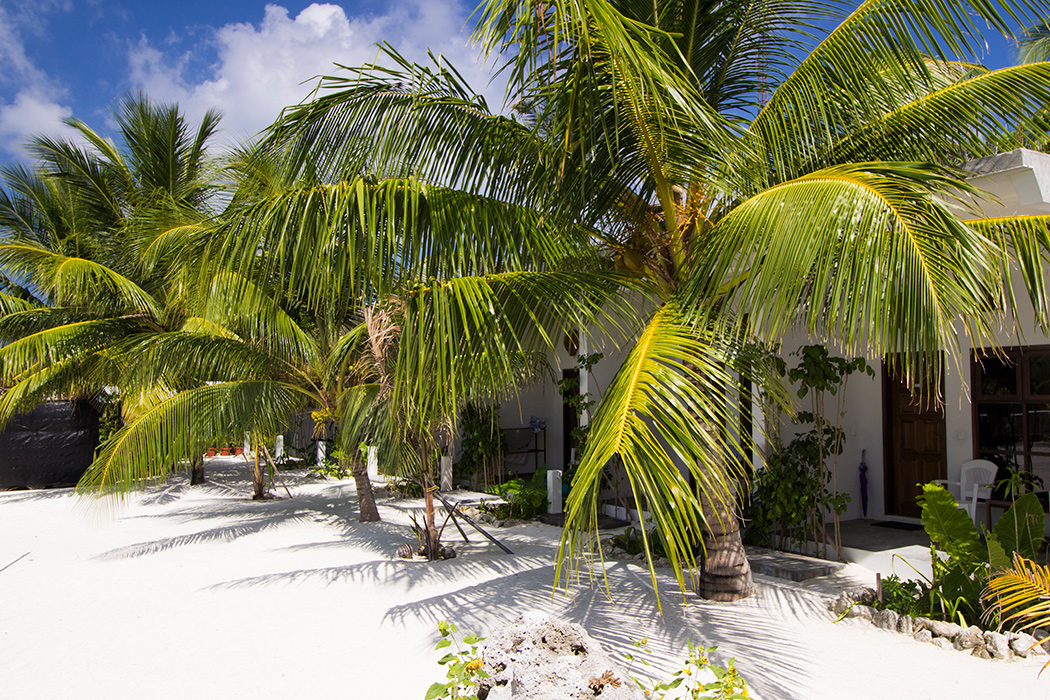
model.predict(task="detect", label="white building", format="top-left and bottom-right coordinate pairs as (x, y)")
top-left (496, 148), bottom-right (1050, 526)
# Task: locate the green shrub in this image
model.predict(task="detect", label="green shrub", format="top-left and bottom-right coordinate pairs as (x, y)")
top-left (874, 574), bottom-right (921, 615)
top-left (390, 476), bottom-right (424, 498)
top-left (609, 525), bottom-right (688, 559)
top-left (909, 482), bottom-right (1046, 626)
top-left (456, 402), bottom-right (507, 490)
top-left (425, 621), bottom-right (487, 700)
top-left (482, 468), bottom-right (548, 519)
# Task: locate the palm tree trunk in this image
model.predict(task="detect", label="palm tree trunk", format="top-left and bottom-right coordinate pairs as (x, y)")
top-left (352, 461), bottom-right (381, 522)
top-left (250, 448), bottom-right (266, 500)
top-left (697, 481), bottom-right (754, 602)
top-left (190, 456), bottom-right (205, 485)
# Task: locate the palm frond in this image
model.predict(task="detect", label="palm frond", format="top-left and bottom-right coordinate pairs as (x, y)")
top-left (0, 243), bottom-right (161, 317)
top-left (750, 0), bottom-right (1050, 184)
top-left (77, 381), bottom-right (312, 496)
top-left (984, 553), bottom-right (1050, 671)
top-left (690, 162), bottom-right (1001, 382)
top-left (807, 63), bottom-right (1050, 168)
top-left (966, 213), bottom-right (1050, 331)
top-left (557, 306), bottom-right (764, 602)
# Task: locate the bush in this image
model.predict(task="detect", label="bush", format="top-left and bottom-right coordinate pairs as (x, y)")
top-left (483, 468), bottom-right (548, 519)
top-left (874, 574), bottom-right (921, 615)
top-left (907, 483), bottom-right (1046, 626)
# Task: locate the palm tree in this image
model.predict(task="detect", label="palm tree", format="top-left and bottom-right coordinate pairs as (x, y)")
top-left (233, 0), bottom-right (1050, 603)
top-left (0, 94), bottom-right (222, 484)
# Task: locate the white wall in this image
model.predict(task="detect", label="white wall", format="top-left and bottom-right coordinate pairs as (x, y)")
top-left (764, 149), bottom-right (1050, 521)
top-left (771, 333), bottom-right (886, 520)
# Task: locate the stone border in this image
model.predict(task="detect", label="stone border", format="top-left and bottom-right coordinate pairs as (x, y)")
top-left (829, 588), bottom-right (1048, 661)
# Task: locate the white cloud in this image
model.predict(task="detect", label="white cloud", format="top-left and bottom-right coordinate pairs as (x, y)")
top-left (0, 3), bottom-right (77, 158)
top-left (0, 89), bottom-right (81, 156)
top-left (128, 2), bottom-right (505, 148)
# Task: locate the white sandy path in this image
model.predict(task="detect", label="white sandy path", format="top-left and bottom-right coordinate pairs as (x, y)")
top-left (0, 457), bottom-right (1043, 700)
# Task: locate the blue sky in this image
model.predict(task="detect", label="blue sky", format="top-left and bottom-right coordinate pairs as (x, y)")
top-left (0, 1), bottom-right (497, 159)
top-left (0, 1), bottom-right (1030, 163)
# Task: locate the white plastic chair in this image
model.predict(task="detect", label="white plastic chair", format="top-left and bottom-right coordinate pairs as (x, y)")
top-left (935, 459), bottom-right (997, 524)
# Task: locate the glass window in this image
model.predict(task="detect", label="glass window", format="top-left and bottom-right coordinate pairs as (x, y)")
top-left (1030, 356), bottom-right (1050, 397)
top-left (973, 347), bottom-right (1050, 490)
top-left (1030, 454), bottom-right (1050, 491)
top-left (979, 354), bottom-right (1017, 396)
top-left (977, 403), bottom-right (1023, 453)
top-left (1027, 404), bottom-right (1050, 454)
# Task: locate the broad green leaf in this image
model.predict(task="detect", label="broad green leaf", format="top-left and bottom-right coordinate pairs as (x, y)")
top-left (991, 492), bottom-right (1046, 561)
top-left (988, 537), bottom-right (1011, 571)
top-left (918, 483), bottom-right (984, 566)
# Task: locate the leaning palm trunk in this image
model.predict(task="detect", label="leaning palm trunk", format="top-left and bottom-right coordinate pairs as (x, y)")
top-left (698, 476), bottom-right (754, 601)
top-left (352, 460), bottom-right (381, 522)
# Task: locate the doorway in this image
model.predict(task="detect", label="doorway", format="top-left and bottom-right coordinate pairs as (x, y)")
top-left (883, 366), bottom-right (947, 518)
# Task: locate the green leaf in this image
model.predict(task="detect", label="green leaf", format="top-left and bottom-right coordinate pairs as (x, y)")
top-left (991, 492), bottom-right (1046, 561)
top-left (918, 483), bottom-right (984, 566)
top-left (462, 634), bottom-right (481, 644)
top-left (424, 682), bottom-right (448, 700)
top-left (435, 638), bottom-right (451, 649)
top-left (988, 537), bottom-right (1011, 571)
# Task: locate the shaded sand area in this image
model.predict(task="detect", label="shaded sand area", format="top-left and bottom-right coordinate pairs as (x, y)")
top-left (0, 457), bottom-right (1043, 699)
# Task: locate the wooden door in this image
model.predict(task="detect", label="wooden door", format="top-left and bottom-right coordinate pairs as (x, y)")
top-left (884, 369), bottom-right (947, 518)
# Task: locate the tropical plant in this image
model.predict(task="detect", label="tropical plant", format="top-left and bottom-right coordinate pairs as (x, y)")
top-left (0, 94), bottom-right (222, 485)
top-left (747, 346), bottom-right (871, 559)
top-left (426, 621), bottom-right (488, 700)
top-left (913, 482), bottom-right (1045, 624)
top-left (626, 637), bottom-right (750, 700)
top-left (483, 467), bottom-right (549, 520)
top-left (983, 553), bottom-right (1050, 671)
top-left (456, 401), bottom-right (508, 490)
top-left (874, 574), bottom-right (923, 615)
top-left (72, 268), bottom-right (391, 514)
top-left (206, 0), bottom-right (1050, 603)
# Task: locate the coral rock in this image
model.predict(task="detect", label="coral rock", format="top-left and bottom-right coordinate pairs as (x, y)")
top-left (479, 611), bottom-right (646, 700)
top-left (984, 632), bottom-right (1012, 660)
top-left (932, 638), bottom-right (954, 651)
top-left (953, 626), bottom-right (983, 651)
top-left (872, 609), bottom-right (899, 631)
top-left (924, 619), bottom-right (964, 640)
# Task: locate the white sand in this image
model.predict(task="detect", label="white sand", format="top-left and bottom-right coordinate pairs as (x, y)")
top-left (0, 456), bottom-right (1043, 700)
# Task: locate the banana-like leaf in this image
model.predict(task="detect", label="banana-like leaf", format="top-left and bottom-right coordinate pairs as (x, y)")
top-left (918, 482), bottom-right (984, 566)
top-left (991, 492), bottom-right (1046, 563)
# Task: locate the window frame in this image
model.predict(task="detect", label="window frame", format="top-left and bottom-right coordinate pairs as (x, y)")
top-left (972, 345), bottom-right (1050, 480)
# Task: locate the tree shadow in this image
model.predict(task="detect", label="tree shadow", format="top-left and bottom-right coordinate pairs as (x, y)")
top-left (381, 559), bottom-right (820, 700)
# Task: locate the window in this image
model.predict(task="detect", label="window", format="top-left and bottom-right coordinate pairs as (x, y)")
top-left (972, 346), bottom-right (1050, 489)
